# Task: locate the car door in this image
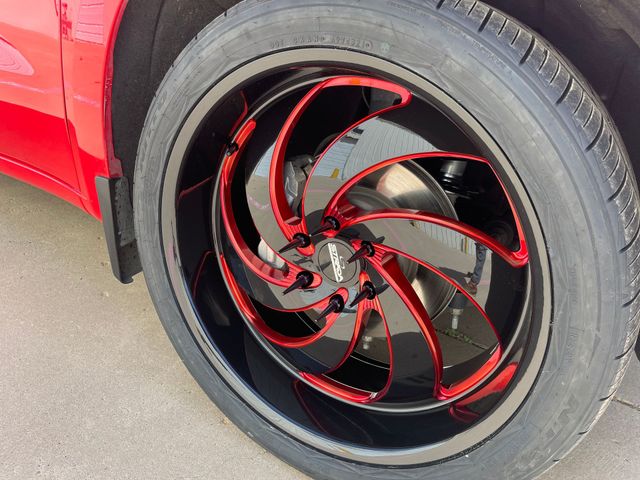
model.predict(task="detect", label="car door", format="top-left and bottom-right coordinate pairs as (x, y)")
top-left (0, 0), bottom-right (78, 189)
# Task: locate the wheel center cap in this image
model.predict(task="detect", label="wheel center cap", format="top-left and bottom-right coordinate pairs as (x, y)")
top-left (315, 239), bottom-right (359, 286)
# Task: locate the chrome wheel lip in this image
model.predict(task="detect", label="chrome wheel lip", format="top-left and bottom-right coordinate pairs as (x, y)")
top-left (159, 49), bottom-right (552, 465)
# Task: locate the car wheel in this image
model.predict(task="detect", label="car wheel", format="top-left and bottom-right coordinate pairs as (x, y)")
top-left (133, 1), bottom-right (640, 478)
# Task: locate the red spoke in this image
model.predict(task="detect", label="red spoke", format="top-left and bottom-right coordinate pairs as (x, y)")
top-left (307, 259), bottom-right (446, 404)
top-left (448, 362), bottom-right (518, 423)
top-left (220, 120), bottom-right (321, 289)
top-left (342, 208), bottom-right (528, 268)
top-left (298, 374), bottom-right (375, 404)
top-left (439, 348), bottom-right (501, 400)
top-left (221, 254), bottom-right (348, 348)
top-left (354, 240), bottom-right (505, 401)
top-left (452, 362), bottom-right (518, 408)
top-left (270, 76), bottom-right (412, 249)
top-left (370, 253), bottom-right (443, 399)
top-left (319, 151), bottom-right (528, 264)
top-left (323, 152), bottom-right (482, 216)
top-left (369, 242), bottom-right (502, 345)
top-left (298, 272), bottom-right (382, 402)
top-left (321, 272), bottom-right (373, 371)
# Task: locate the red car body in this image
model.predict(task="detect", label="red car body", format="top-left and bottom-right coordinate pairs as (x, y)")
top-left (0, 0), bottom-right (125, 220)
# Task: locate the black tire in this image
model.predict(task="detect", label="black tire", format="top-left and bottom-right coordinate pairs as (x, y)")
top-left (133, 1), bottom-right (640, 478)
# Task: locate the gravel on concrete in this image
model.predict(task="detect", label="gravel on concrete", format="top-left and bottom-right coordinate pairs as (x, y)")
top-left (1, 173), bottom-right (638, 480)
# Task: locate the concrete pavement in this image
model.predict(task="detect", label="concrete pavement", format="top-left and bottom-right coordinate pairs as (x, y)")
top-left (1, 173), bottom-right (638, 479)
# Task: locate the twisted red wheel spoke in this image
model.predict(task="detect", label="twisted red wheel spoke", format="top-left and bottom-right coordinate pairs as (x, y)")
top-left (294, 273), bottom-right (376, 377)
top-left (222, 253), bottom-right (369, 376)
top-left (448, 363), bottom-right (518, 423)
top-left (300, 272), bottom-right (383, 402)
top-left (269, 77), bottom-right (412, 251)
top-left (322, 152), bottom-right (481, 216)
top-left (300, 374), bottom-right (376, 404)
top-left (358, 240), bottom-right (502, 342)
top-left (220, 120), bottom-right (324, 310)
top-left (344, 209), bottom-right (527, 267)
top-left (368, 254), bottom-right (443, 401)
top-left (300, 116), bottom-right (445, 231)
top-left (221, 255), bottom-right (347, 346)
top-left (309, 142), bottom-right (527, 263)
top-left (304, 258), bottom-right (450, 404)
top-left (370, 242), bottom-right (503, 399)
top-left (381, 245), bottom-right (503, 400)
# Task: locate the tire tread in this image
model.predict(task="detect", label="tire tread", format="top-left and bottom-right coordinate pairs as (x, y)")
top-left (441, 0), bottom-right (640, 470)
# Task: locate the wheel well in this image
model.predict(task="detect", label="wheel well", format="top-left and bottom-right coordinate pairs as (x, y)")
top-left (111, 0), bottom-right (237, 184)
top-left (111, 0), bottom-right (640, 190)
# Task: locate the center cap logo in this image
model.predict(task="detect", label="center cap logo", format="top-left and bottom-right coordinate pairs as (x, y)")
top-left (316, 239), bottom-right (359, 285)
top-left (328, 242), bottom-right (345, 283)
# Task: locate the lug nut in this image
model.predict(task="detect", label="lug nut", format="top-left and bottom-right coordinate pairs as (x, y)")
top-left (279, 233), bottom-right (311, 254)
top-left (310, 216), bottom-right (340, 236)
top-left (316, 294), bottom-right (345, 322)
top-left (282, 271), bottom-right (314, 295)
top-left (349, 281), bottom-right (377, 308)
top-left (347, 242), bottom-right (375, 264)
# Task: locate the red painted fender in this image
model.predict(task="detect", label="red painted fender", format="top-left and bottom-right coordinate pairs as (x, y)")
top-left (60, 0), bottom-right (129, 219)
